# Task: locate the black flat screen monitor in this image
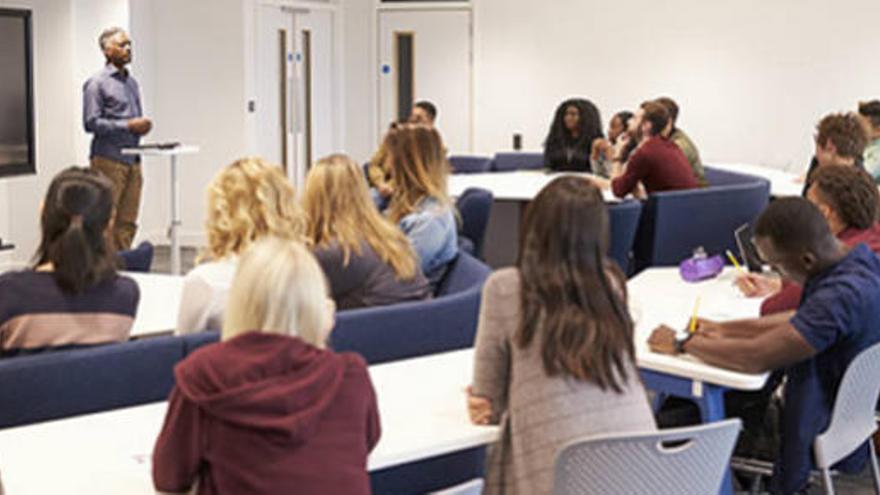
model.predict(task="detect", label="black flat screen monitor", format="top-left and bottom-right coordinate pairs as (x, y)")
top-left (0, 8), bottom-right (35, 178)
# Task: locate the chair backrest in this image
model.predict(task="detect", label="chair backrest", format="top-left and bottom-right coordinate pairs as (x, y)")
top-left (181, 330), bottom-right (220, 356)
top-left (118, 241), bottom-right (154, 272)
top-left (491, 152), bottom-right (544, 172)
top-left (814, 341), bottom-right (880, 469)
top-left (607, 200), bottom-right (642, 275)
top-left (554, 418), bottom-right (742, 495)
top-left (330, 252), bottom-right (490, 364)
top-left (0, 336), bottom-right (184, 428)
top-left (703, 166), bottom-right (765, 187)
top-left (450, 155), bottom-right (492, 174)
top-left (633, 180), bottom-right (770, 269)
top-left (455, 188), bottom-right (494, 259)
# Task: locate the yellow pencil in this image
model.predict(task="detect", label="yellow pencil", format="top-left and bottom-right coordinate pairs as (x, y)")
top-left (689, 296), bottom-right (701, 334)
top-left (725, 250), bottom-right (744, 272)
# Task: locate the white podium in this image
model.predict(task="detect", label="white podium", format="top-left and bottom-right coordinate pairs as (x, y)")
top-left (122, 145), bottom-right (199, 275)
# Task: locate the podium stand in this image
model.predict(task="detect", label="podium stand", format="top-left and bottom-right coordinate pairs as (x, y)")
top-left (122, 145), bottom-right (199, 275)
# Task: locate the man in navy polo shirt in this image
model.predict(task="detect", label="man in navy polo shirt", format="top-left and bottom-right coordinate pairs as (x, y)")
top-left (83, 27), bottom-right (151, 251)
top-left (649, 197), bottom-right (880, 493)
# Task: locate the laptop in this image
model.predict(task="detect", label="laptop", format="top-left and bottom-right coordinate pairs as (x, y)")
top-left (734, 223), bottom-right (764, 273)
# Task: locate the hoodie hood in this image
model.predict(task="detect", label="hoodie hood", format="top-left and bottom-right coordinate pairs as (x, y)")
top-left (175, 331), bottom-right (347, 444)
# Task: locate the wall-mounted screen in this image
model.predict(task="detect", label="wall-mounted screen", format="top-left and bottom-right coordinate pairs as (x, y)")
top-left (0, 8), bottom-right (35, 178)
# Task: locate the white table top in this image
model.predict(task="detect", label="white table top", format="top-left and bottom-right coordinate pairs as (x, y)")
top-left (0, 349), bottom-right (495, 495)
top-left (121, 145), bottom-right (200, 156)
top-left (629, 267), bottom-right (768, 390)
top-left (448, 170), bottom-right (618, 202)
top-left (709, 162), bottom-right (803, 198)
top-left (126, 272), bottom-right (184, 338)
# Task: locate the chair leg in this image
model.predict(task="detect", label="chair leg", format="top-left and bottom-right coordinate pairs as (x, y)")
top-left (820, 467), bottom-right (835, 495)
top-left (870, 441), bottom-right (880, 494)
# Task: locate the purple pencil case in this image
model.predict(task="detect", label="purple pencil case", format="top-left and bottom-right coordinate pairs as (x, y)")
top-left (679, 252), bottom-right (724, 282)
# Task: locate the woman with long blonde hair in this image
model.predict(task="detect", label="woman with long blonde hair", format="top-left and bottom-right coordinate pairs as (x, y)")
top-left (303, 154), bottom-right (430, 309)
top-left (154, 238), bottom-right (380, 494)
top-left (382, 124), bottom-right (458, 283)
top-left (175, 157), bottom-right (307, 334)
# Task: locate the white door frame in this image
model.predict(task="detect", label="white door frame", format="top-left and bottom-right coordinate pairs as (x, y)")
top-left (247, 0), bottom-right (344, 186)
top-left (371, 1), bottom-right (475, 152)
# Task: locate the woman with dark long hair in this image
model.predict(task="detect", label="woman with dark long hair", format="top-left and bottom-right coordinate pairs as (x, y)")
top-left (468, 177), bottom-right (654, 494)
top-left (0, 167), bottom-right (139, 355)
top-left (543, 98), bottom-right (604, 172)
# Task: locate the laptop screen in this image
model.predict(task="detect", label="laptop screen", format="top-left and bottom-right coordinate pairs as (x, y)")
top-left (735, 223), bottom-right (764, 273)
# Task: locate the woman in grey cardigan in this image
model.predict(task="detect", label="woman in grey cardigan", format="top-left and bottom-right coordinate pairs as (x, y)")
top-left (468, 177), bottom-right (655, 495)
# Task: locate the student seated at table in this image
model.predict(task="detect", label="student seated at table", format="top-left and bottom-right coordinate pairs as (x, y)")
top-left (153, 238), bottom-right (380, 495)
top-left (0, 167), bottom-right (139, 356)
top-left (468, 177), bottom-right (655, 495)
top-left (655, 96), bottom-right (706, 186)
top-left (543, 98), bottom-right (604, 173)
top-left (590, 110), bottom-right (633, 177)
top-left (737, 165), bottom-right (880, 315)
top-left (858, 100), bottom-right (880, 182)
top-left (175, 158), bottom-right (307, 334)
top-left (302, 153), bottom-right (431, 309)
top-left (648, 197), bottom-right (880, 494)
top-left (382, 124), bottom-right (458, 284)
top-left (591, 101), bottom-right (699, 199)
top-left (800, 112), bottom-right (870, 196)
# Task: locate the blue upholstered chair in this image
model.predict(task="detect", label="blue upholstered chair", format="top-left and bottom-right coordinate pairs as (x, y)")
top-left (607, 200), bottom-right (643, 275)
top-left (633, 178), bottom-right (770, 270)
top-left (491, 152), bottom-right (544, 172)
top-left (703, 166), bottom-right (764, 187)
top-left (181, 330), bottom-right (220, 356)
top-left (118, 240), bottom-right (154, 272)
top-left (330, 252), bottom-right (491, 365)
top-left (449, 155), bottom-right (492, 174)
top-left (456, 188), bottom-right (493, 259)
top-left (0, 336), bottom-right (185, 428)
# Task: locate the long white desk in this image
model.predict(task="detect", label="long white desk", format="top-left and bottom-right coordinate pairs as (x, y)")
top-left (630, 267), bottom-right (767, 390)
top-left (448, 170), bottom-right (618, 202)
top-left (0, 349), bottom-right (497, 494)
top-left (127, 272), bottom-right (185, 339)
top-left (709, 162), bottom-right (803, 198)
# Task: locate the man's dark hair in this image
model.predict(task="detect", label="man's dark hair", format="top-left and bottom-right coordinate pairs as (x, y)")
top-left (655, 97), bottom-right (679, 125)
top-left (858, 100), bottom-right (880, 129)
top-left (414, 100), bottom-right (437, 122)
top-left (640, 101), bottom-right (670, 137)
top-left (816, 112), bottom-right (869, 159)
top-left (99, 27), bottom-right (125, 51)
top-left (810, 165), bottom-right (880, 230)
top-left (754, 197), bottom-right (834, 254)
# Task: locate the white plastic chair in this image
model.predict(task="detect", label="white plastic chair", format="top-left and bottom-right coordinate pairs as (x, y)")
top-left (553, 418), bottom-right (741, 495)
top-left (813, 341), bottom-right (880, 494)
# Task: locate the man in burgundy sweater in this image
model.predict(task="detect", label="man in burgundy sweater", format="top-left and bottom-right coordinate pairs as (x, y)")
top-left (736, 165), bottom-right (880, 314)
top-left (591, 100), bottom-right (699, 198)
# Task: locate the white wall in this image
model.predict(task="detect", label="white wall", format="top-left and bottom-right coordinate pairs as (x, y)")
top-left (472, 0), bottom-right (880, 171)
top-left (130, 0), bottom-right (248, 247)
top-left (0, 0), bottom-right (128, 267)
top-left (340, 0), bottom-right (374, 163)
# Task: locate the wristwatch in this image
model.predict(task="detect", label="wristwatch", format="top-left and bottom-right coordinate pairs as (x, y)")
top-left (674, 333), bottom-right (694, 354)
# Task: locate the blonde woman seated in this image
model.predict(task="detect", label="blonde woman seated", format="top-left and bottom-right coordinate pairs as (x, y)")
top-left (175, 158), bottom-right (307, 334)
top-left (303, 154), bottom-right (431, 310)
top-left (382, 124), bottom-right (458, 283)
top-left (154, 238), bottom-right (380, 494)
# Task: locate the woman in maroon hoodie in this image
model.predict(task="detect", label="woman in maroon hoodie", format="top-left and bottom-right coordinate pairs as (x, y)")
top-left (735, 165), bottom-right (880, 314)
top-left (153, 238), bottom-right (381, 495)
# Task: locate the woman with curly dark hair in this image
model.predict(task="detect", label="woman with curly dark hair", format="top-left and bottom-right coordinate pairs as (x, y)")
top-left (542, 98), bottom-right (604, 172)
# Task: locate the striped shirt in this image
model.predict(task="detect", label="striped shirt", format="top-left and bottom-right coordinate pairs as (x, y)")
top-left (0, 271), bottom-right (139, 354)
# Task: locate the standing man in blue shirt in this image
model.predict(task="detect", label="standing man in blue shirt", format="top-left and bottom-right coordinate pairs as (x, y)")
top-left (83, 27), bottom-right (151, 251)
top-left (649, 197), bottom-right (880, 494)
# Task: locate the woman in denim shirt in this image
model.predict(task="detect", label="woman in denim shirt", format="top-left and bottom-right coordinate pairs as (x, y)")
top-left (381, 124), bottom-right (458, 283)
